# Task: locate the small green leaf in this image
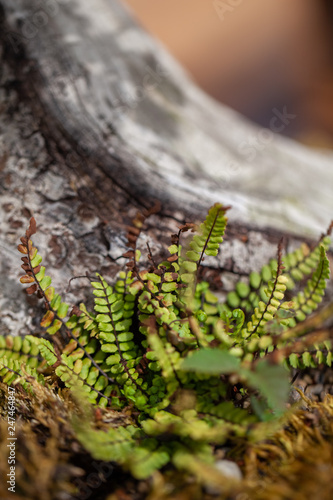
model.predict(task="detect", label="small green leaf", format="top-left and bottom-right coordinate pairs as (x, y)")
top-left (31, 254), bottom-right (42, 268)
top-left (94, 305), bottom-right (109, 313)
top-left (96, 314), bottom-right (111, 323)
top-left (58, 303), bottom-right (69, 318)
top-left (161, 282), bottom-right (178, 293)
top-left (185, 251), bottom-right (200, 262)
top-left (45, 287), bottom-right (55, 302)
top-left (118, 332), bottom-right (134, 342)
top-left (147, 273), bottom-right (162, 284)
top-left (101, 344), bottom-right (118, 353)
top-left (50, 294), bottom-right (61, 311)
top-left (291, 269), bottom-right (303, 281)
top-left (289, 353), bottom-right (299, 369)
top-left (39, 276), bottom-right (52, 291)
top-left (250, 272), bottom-right (261, 289)
top-left (205, 248), bottom-right (218, 257)
top-left (98, 332), bottom-right (116, 342)
top-left (168, 244), bottom-right (178, 255)
top-left (302, 351), bottom-right (312, 367)
top-left (236, 282), bottom-right (250, 298)
top-left (227, 292), bottom-right (240, 308)
top-left (261, 265), bottom-right (272, 282)
top-left (94, 298), bottom-right (108, 305)
top-left (111, 300), bottom-right (124, 313)
top-left (35, 266), bottom-right (46, 281)
top-left (91, 281), bottom-right (104, 289)
top-left (106, 354), bottom-right (121, 365)
top-left (47, 319), bottom-right (62, 335)
top-left (204, 289), bottom-right (218, 304)
top-left (181, 273), bottom-right (195, 284)
top-left (182, 261), bottom-right (197, 273)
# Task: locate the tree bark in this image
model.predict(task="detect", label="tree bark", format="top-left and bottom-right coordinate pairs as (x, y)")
top-left (0, 0), bottom-right (332, 335)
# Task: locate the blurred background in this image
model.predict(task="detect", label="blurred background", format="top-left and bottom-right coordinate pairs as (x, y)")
top-left (124, 0), bottom-right (333, 148)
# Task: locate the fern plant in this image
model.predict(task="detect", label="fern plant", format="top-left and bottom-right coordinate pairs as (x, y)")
top-left (0, 204), bottom-right (332, 483)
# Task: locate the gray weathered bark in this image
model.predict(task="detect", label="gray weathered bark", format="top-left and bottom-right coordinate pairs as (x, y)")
top-left (0, 0), bottom-right (332, 335)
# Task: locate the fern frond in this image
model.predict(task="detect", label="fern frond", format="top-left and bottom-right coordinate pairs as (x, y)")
top-left (283, 236), bottom-right (331, 283)
top-left (18, 219), bottom-right (69, 336)
top-left (226, 232), bottom-right (331, 319)
top-left (0, 334), bottom-right (48, 393)
top-left (241, 246), bottom-right (289, 339)
top-left (179, 203), bottom-right (229, 294)
top-left (288, 245), bottom-right (330, 324)
top-left (0, 335), bottom-right (42, 370)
